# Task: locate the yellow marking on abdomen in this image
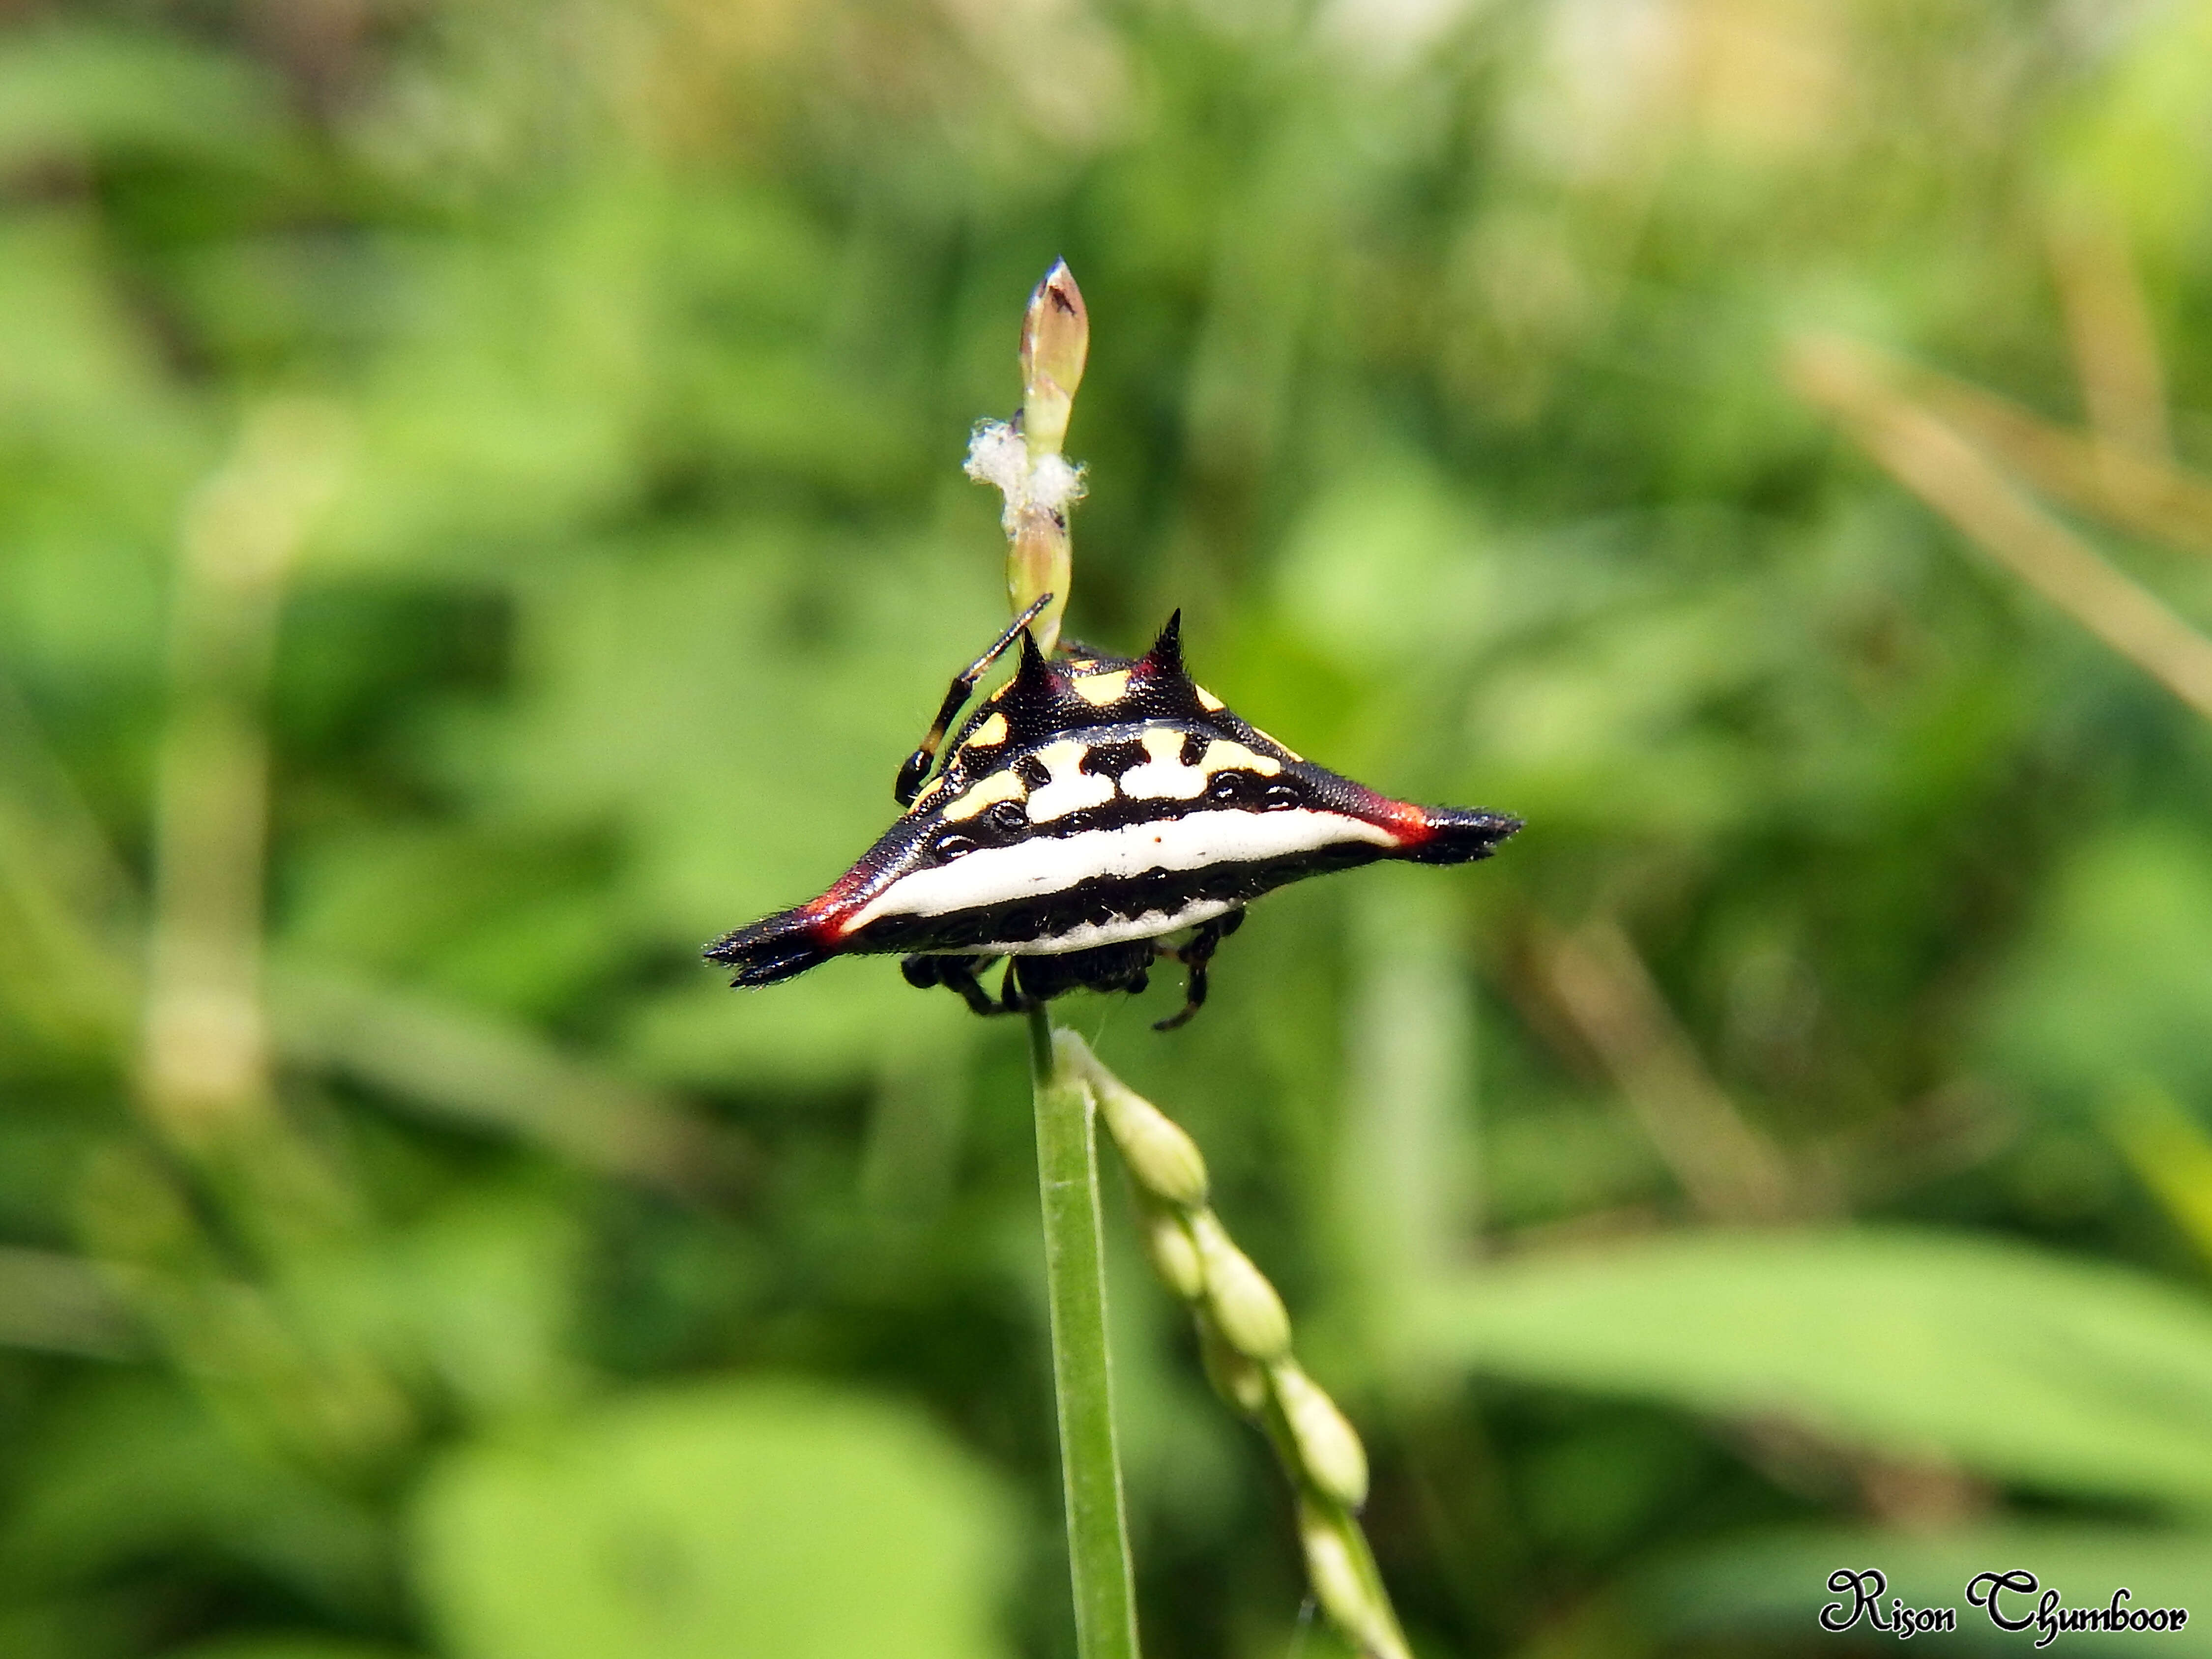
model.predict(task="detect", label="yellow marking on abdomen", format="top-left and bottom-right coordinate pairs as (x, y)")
top-left (1195, 685), bottom-right (1224, 711)
top-left (1073, 669), bottom-right (1131, 706)
top-left (1200, 739), bottom-right (1282, 777)
top-left (964, 712), bottom-right (1009, 749)
top-left (943, 768), bottom-right (1027, 821)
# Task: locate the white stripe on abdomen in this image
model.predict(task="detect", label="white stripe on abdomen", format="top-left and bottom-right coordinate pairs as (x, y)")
top-left (985, 897), bottom-right (1238, 955)
top-left (839, 809), bottom-right (1397, 935)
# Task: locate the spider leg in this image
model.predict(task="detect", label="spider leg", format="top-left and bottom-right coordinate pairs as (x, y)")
top-left (1152, 958), bottom-right (1209, 1031)
top-left (893, 594), bottom-right (1053, 805)
top-left (902, 953), bottom-right (1012, 1017)
top-left (1153, 908), bottom-right (1244, 1031)
top-left (950, 958), bottom-right (1014, 1017)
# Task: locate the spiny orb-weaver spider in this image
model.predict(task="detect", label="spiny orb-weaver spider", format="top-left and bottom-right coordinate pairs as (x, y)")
top-left (705, 598), bottom-right (1519, 1029)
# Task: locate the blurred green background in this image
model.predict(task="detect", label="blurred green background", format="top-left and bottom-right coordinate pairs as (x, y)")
top-left (9, 0), bottom-right (2212, 1654)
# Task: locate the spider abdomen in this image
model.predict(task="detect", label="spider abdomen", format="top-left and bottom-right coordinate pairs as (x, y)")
top-left (704, 613), bottom-right (1517, 1022)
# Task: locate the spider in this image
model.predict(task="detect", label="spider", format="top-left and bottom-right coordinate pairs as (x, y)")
top-left (705, 598), bottom-right (1518, 1029)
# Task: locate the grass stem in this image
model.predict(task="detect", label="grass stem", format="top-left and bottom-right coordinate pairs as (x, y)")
top-left (1026, 1001), bottom-right (1141, 1659)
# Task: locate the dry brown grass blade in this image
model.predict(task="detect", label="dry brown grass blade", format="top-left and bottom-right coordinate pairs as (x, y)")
top-left (142, 403), bottom-right (346, 1148)
top-left (1530, 915), bottom-right (1801, 1225)
top-left (1912, 365), bottom-right (2212, 562)
top-left (1791, 334), bottom-right (2212, 725)
top-left (1796, 329), bottom-right (2212, 564)
top-left (2048, 206), bottom-right (2171, 461)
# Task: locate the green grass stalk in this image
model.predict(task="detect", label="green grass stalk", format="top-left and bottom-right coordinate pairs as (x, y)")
top-left (1026, 1002), bottom-right (1141, 1659)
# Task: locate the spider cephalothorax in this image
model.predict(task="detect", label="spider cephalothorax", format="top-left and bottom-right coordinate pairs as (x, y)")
top-left (705, 606), bottom-right (1518, 1028)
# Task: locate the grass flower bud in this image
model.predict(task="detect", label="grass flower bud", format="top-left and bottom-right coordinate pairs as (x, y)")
top-left (1197, 1310), bottom-right (1270, 1415)
top-left (1059, 1035), bottom-right (1209, 1207)
top-left (1271, 1360), bottom-right (1369, 1510)
top-left (1140, 1202), bottom-right (1205, 1299)
top-left (970, 260), bottom-right (1091, 654)
top-left (1019, 259), bottom-right (1088, 460)
top-left (1297, 1497), bottom-right (1409, 1659)
top-left (1190, 1211), bottom-right (1290, 1361)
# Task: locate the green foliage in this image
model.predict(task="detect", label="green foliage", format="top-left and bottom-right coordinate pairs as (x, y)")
top-left (413, 1382), bottom-right (1014, 1659)
top-left (1982, 824), bottom-right (2212, 1106)
top-left (1415, 1229), bottom-right (2212, 1507)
